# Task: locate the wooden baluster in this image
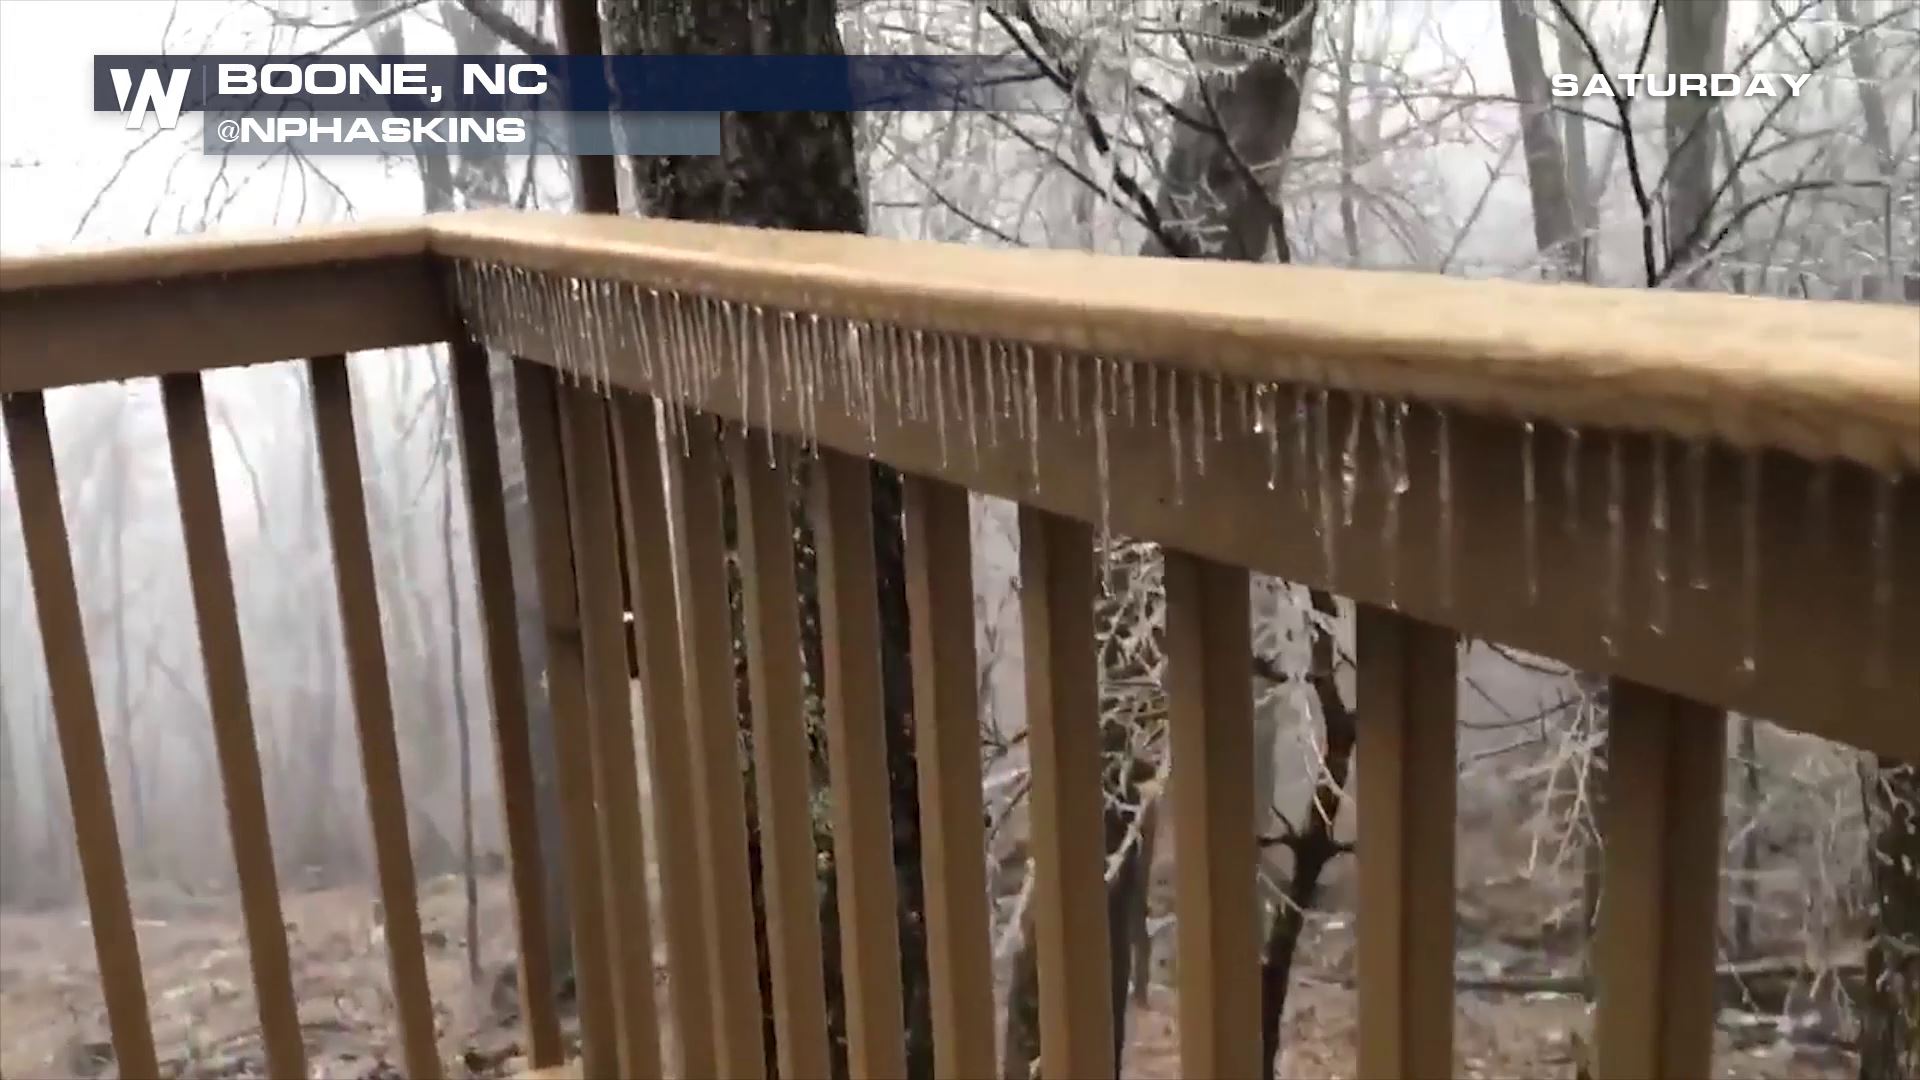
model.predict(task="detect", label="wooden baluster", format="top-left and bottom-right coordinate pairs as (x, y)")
top-left (159, 372), bottom-right (306, 1078)
top-left (449, 343), bottom-right (564, 1066)
top-left (1593, 682), bottom-right (1724, 1080)
top-left (2, 391), bottom-right (160, 1080)
top-left (667, 411), bottom-right (767, 1078)
top-left (1016, 505), bottom-right (1115, 1078)
top-left (307, 355), bottom-right (442, 1079)
top-left (1355, 605), bottom-right (1458, 1080)
top-left (557, 382), bottom-right (663, 1079)
top-left (811, 449), bottom-right (909, 1080)
top-left (902, 475), bottom-right (996, 1080)
top-left (510, 359), bottom-right (621, 1078)
top-left (1164, 550), bottom-right (1260, 1080)
top-left (728, 429), bottom-right (832, 1079)
top-left (610, 391), bottom-right (716, 1077)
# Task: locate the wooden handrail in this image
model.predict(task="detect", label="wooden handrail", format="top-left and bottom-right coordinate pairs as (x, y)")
top-left (2, 211), bottom-right (1913, 750)
top-left (3, 210), bottom-right (1914, 1080)
top-left (5, 210), bottom-right (1915, 469)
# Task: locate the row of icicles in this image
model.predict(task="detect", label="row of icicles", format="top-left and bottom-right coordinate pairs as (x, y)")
top-left (448, 260), bottom-right (1903, 686)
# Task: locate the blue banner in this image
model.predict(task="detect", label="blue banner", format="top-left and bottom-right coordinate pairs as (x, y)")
top-left (95, 54), bottom-right (1046, 115)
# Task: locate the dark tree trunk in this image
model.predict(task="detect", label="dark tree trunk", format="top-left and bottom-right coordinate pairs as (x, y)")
top-left (1861, 758), bottom-right (1920, 1080)
top-left (1497, 0), bottom-right (1579, 279)
top-left (1662, 0), bottom-right (1729, 283)
top-left (600, 2), bottom-right (933, 1076)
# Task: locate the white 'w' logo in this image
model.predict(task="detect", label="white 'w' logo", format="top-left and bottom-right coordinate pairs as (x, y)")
top-left (109, 68), bottom-right (190, 130)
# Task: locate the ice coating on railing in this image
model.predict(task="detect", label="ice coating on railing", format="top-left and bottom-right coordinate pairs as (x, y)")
top-left (443, 257), bottom-right (1908, 688)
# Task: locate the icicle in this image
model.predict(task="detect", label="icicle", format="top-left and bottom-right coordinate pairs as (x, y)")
top-left (595, 280), bottom-right (617, 393)
top-left (732, 302), bottom-right (751, 438)
top-left (1522, 421), bottom-right (1539, 603)
top-left (981, 339), bottom-right (998, 449)
top-left (1259, 385), bottom-right (1279, 491)
top-left (1293, 387), bottom-right (1310, 516)
top-left (857, 323), bottom-right (878, 455)
top-left (1384, 401), bottom-right (1409, 608)
top-left (893, 326), bottom-right (906, 421)
top-left (1604, 435), bottom-right (1625, 657)
top-left (1737, 451), bottom-right (1761, 676)
top-left (751, 307), bottom-right (772, 463)
top-left (661, 293), bottom-right (685, 455)
top-left (1806, 459), bottom-right (1832, 548)
top-left (1436, 407), bottom-right (1454, 610)
top-left (934, 337), bottom-right (952, 469)
top-left (1146, 358), bottom-right (1159, 426)
top-left (1867, 473), bottom-right (1900, 688)
top-left (1124, 359), bottom-right (1137, 425)
top-left (781, 314), bottom-right (799, 405)
top-left (1687, 441), bottom-right (1711, 589)
top-left (1561, 425), bottom-right (1582, 534)
top-left (694, 295), bottom-right (711, 398)
top-left (1023, 344), bottom-right (1041, 491)
top-left (1168, 368), bottom-right (1186, 505)
top-left (960, 338), bottom-right (980, 464)
top-left (793, 313), bottom-right (812, 456)
top-left (1339, 395), bottom-right (1362, 528)
top-left (1053, 350), bottom-right (1066, 424)
top-left (1237, 380), bottom-right (1251, 436)
top-left (1211, 376), bottom-right (1224, 443)
top-left (1315, 388), bottom-right (1337, 586)
top-left (1192, 371), bottom-right (1207, 478)
top-left (802, 314), bottom-right (823, 454)
top-left (1649, 435), bottom-right (1671, 636)
top-left (1067, 354), bottom-right (1082, 435)
top-left (1094, 356), bottom-right (1112, 574)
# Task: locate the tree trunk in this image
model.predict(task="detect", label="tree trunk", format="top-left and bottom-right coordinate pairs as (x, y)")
top-left (1498, 0), bottom-right (1579, 279)
top-left (600, 2), bottom-right (932, 1075)
top-left (1554, 0), bottom-right (1597, 280)
top-left (443, 409), bottom-right (481, 986)
top-left (1143, 0), bottom-right (1315, 263)
top-left (1662, 0), bottom-right (1729, 283)
top-left (109, 408), bottom-right (144, 879)
top-left (1861, 758), bottom-right (1920, 1079)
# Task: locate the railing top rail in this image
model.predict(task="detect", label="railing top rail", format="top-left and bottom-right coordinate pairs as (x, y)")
top-left (4, 209), bottom-right (1916, 472)
top-left (0, 220), bottom-right (431, 292)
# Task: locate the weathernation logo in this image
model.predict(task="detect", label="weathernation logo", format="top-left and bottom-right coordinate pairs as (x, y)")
top-left (109, 66), bottom-right (191, 130)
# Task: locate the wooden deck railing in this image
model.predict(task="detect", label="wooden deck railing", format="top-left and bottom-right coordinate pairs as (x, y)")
top-left (1, 211), bottom-right (1914, 1079)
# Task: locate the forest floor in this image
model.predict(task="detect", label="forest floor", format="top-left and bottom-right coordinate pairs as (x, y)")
top-left (0, 864), bottom-right (1861, 1079)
